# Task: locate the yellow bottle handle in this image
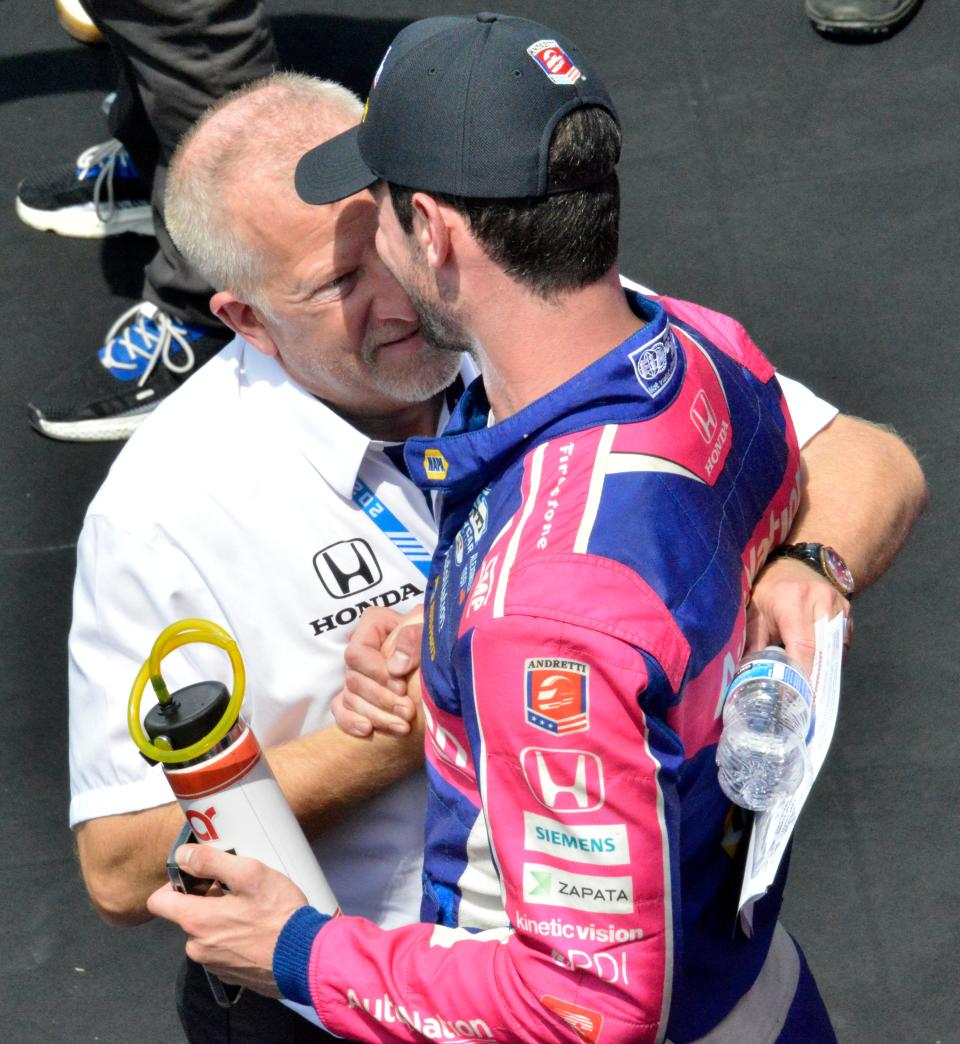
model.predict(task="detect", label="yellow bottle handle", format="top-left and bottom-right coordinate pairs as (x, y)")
top-left (128, 618), bottom-right (246, 764)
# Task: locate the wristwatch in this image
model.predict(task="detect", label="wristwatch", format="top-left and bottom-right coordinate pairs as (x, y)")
top-left (766, 542), bottom-right (855, 597)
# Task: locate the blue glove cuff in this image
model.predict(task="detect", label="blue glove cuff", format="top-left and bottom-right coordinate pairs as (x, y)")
top-left (272, 906), bottom-right (331, 1005)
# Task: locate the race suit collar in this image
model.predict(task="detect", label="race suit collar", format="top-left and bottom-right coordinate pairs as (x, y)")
top-left (404, 290), bottom-right (683, 498)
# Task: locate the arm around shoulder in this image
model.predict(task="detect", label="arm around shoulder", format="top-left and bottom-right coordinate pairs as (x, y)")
top-left (793, 413), bottom-right (927, 590)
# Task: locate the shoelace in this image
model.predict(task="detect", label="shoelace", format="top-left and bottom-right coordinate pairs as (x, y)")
top-left (100, 302), bottom-right (197, 387)
top-left (75, 138), bottom-right (135, 224)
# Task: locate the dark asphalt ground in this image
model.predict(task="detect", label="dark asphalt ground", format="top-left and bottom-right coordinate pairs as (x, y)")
top-left (1, 1), bottom-right (955, 1040)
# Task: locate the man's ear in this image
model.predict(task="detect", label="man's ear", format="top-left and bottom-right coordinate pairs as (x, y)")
top-left (409, 192), bottom-right (454, 271)
top-left (210, 291), bottom-right (278, 357)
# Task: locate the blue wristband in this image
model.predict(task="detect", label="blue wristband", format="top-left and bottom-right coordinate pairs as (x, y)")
top-left (273, 906), bottom-right (331, 1005)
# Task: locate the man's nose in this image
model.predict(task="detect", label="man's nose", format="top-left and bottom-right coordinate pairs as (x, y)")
top-left (368, 252), bottom-right (416, 322)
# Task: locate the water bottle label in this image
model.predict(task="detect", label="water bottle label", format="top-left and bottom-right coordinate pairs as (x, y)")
top-left (729, 658), bottom-right (813, 708)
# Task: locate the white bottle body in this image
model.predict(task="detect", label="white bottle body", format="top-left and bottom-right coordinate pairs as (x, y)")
top-left (164, 719), bottom-right (339, 914)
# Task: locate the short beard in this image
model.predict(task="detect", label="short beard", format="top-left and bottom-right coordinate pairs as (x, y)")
top-left (360, 334), bottom-right (463, 405)
top-left (398, 267), bottom-right (474, 358)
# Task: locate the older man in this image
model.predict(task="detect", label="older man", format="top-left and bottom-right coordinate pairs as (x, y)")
top-left (68, 72), bottom-right (464, 1043)
top-left (147, 24), bottom-right (925, 1044)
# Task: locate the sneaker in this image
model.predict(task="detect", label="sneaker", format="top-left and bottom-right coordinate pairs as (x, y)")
top-left (55, 0), bottom-right (104, 45)
top-left (27, 302), bottom-right (231, 441)
top-left (16, 139), bottom-right (154, 238)
top-left (805, 0), bottom-right (923, 37)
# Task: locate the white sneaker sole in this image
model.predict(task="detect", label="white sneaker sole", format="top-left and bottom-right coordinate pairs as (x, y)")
top-left (16, 197), bottom-right (155, 239)
top-left (30, 407), bottom-right (153, 442)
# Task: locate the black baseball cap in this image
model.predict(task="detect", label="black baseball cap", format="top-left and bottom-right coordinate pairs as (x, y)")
top-left (295, 12), bottom-right (620, 205)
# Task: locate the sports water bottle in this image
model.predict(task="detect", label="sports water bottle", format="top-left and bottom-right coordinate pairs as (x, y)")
top-left (128, 619), bottom-right (339, 914)
top-left (716, 647), bottom-right (813, 811)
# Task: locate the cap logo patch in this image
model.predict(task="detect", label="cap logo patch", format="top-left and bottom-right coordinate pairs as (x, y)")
top-left (526, 40), bottom-right (583, 85)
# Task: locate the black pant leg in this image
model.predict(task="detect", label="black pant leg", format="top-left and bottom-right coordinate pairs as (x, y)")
top-left (177, 957), bottom-right (346, 1043)
top-left (86, 1), bottom-right (279, 327)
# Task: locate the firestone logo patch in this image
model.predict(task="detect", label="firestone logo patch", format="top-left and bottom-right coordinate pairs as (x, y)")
top-left (525, 659), bottom-right (589, 734)
top-left (526, 40), bottom-right (583, 85)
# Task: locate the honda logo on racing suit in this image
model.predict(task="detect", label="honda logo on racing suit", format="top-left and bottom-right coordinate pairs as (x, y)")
top-left (520, 748), bottom-right (605, 813)
top-left (313, 538), bottom-right (382, 598)
top-left (690, 389), bottom-right (718, 443)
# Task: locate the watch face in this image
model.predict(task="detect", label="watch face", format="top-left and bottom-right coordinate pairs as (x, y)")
top-left (821, 546), bottom-right (855, 596)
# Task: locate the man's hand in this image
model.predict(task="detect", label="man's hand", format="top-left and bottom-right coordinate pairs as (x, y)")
top-left (747, 557), bottom-right (850, 676)
top-left (147, 845), bottom-right (308, 997)
top-left (334, 606), bottom-right (424, 737)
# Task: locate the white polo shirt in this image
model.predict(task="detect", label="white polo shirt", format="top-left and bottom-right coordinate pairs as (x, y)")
top-left (68, 336), bottom-right (468, 927)
top-left (68, 322), bottom-right (835, 930)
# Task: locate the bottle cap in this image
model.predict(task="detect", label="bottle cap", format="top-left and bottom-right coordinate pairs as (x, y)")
top-left (144, 681), bottom-right (232, 751)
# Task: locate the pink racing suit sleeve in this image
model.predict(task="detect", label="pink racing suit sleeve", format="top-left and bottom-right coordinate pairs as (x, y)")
top-left (279, 567), bottom-right (682, 1043)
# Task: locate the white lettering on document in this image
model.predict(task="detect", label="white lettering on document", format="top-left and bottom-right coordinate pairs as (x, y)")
top-left (523, 862), bottom-right (634, 914)
top-left (524, 811), bottom-right (629, 866)
top-left (346, 989), bottom-right (495, 1041)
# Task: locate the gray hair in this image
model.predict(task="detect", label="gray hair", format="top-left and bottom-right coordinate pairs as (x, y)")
top-left (165, 72), bottom-right (363, 316)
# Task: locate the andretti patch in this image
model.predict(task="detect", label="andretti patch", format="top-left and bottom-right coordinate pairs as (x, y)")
top-left (526, 659), bottom-right (589, 734)
top-left (526, 40), bottom-right (583, 85)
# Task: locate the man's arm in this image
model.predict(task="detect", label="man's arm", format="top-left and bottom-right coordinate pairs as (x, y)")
top-left (334, 414), bottom-right (927, 727)
top-left (748, 413), bottom-right (927, 669)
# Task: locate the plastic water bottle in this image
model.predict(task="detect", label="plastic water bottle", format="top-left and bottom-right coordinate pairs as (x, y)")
top-left (716, 647), bottom-right (814, 811)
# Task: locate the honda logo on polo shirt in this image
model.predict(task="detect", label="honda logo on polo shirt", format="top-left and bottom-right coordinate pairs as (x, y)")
top-left (690, 389), bottom-right (718, 443)
top-left (521, 748), bottom-right (605, 813)
top-left (313, 538), bottom-right (382, 598)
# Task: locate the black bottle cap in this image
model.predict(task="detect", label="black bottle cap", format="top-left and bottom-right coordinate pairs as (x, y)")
top-left (143, 681), bottom-right (232, 751)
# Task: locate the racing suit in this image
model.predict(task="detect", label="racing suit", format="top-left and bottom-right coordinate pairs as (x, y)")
top-left (274, 290), bottom-right (834, 1042)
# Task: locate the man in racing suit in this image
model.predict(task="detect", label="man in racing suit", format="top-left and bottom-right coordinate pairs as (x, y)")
top-left (148, 14), bottom-right (899, 1040)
